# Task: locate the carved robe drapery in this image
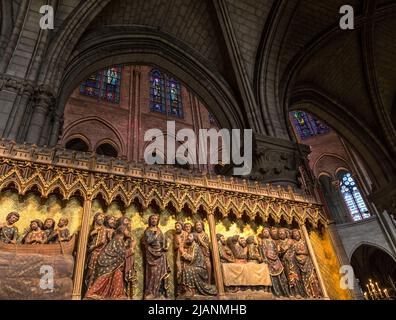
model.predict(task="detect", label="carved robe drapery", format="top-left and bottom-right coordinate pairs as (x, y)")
top-left (86, 237), bottom-right (130, 300)
top-left (278, 238), bottom-right (306, 297)
top-left (260, 238), bottom-right (290, 297)
top-left (195, 231), bottom-right (212, 284)
top-left (174, 230), bottom-right (188, 293)
top-left (294, 239), bottom-right (322, 297)
top-left (180, 242), bottom-right (217, 297)
top-left (86, 226), bottom-right (111, 289)
top-left (143, 227), bottom-right (170, 299)
top-left (0, 225), bottom-right (18, 244)
top-left (218, 242), bottom-right (234, 263)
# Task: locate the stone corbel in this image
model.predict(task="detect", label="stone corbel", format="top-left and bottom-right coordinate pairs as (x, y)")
top-left (249, 133), bottom-right (311, 186)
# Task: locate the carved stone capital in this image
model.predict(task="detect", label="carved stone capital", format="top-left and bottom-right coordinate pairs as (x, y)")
top-left (0, 75), bottom-right (35, 95)
top-left (249, 134), bottom-right (311, 186)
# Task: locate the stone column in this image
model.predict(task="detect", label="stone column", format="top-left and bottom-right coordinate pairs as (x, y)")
top-left (207, 212), bottom-right (225, 296)
top-left (26, 86), bottom-right (54, 144)
top-left (49, 112), bottom-right (63, 147)
top-left (301, 224), bottom-right (329, 299)
top-left (72, 198), bottom-right (92, 300)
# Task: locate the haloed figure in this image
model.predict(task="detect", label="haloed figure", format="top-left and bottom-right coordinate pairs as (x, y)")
top-left (184, 223), bottom-right (193, 235)
top-left (174, 221), bottom-right (188, 295)
top-left (85, 212), bottom-right (112, 292)
top-left (24, 220), bottom-right (47, 244)
top-left (180, 233), bottom-right (217, 298)
top-left (217, 234), bottom-right (234, 263)
top-left (260, 228), bottom-right (290, 297)
top-left (43, 218), bottom-right (56, 243)
top-left (143, 214), bottom-right (170, 300)
top-left (292, 229), bottom-right (322, 298)
top-left (86, 225), bottom-right (134, 300)
top-left (194, 221), bottom-right (212, 284)
top-left (55, 217), bottom-right (71, 242)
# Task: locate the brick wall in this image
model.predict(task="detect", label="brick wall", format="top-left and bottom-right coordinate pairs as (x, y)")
top-left (61, 65), bottom-right (217, 170)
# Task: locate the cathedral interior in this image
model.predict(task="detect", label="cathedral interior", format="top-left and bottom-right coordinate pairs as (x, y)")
top-left (0, 0), bottom-right (395, 301)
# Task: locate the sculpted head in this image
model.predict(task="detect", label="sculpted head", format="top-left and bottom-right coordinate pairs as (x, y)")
top-left (217, 234), bottom-right (226, 245)
top-left (238, 236), bottom-right (247, 248)
top-left (262, 228), bottom-right (270, 239)
top-left (278, 228), bottom-right (287, 240)
top-left (43, 218), bottom-right (55, 230)
top-left (6, 212), bottom-right (20, 225)
top-left (194, 221), bottom-right (204, 233)
top-left (105, 215), bottom-right (116, 229)
top-left (292, 229), bottom-right (301, 241)
top-left (175, 221), bottom-right (184, 234)
top-left (247, 236), bottom-right (258, 245)
top-left (116, 217), bottom-right (131, 230)
top-left (94, 212), bottom-right (105, 226)
top-left (184, 223), bottom-right (192, 234)
top-left (186, 233), bottom-right (196, 246)
top-left (270, 227), bottom-right (279, 240)
top-left (148, 214), bottom-right (159, 227)
top-left (58, 217), bottom-right (69, 228)
top-left (30, 219), bottom-right (43, 231)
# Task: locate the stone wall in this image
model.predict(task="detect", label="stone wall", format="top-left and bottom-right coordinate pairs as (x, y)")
top-left (336, 216), bottom-right (396, 261)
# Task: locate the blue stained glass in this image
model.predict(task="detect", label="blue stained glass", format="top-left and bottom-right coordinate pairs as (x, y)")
top-left (80, 66), bottom-right (122, 104)
top-left (340, 173), bottom-right (370, 221)
top-left (80, 73), bottom-right (100, 97)
top-left (150, 70), bottom-right (166, 114)
top-left (101, 67), bottom-right (121, 103)
top-left (167, 78), bottom-right (183, 118)
top-left (292, 111), bottom-right (330, 140)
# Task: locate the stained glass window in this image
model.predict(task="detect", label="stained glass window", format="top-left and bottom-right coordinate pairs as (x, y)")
top-left (209, 113), bottom-right (217, 125)
top-left (80, 66), bottom-right (122, 104)
top-left (80, 73), bottom-right (100, 97)
top-left (292, 111), bottom-right (329, 140)
top-left (340, 172), bottom-right (370, 222)
top-left (167, 78), bottom-right (183, 118)
top-left (101, 67), bottom-right (121, 103)
top-left (150, 69), bottom-right (166, 114)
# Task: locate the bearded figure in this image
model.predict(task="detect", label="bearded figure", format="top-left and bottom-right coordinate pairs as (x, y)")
top-left (228, 235), bottom-right (248, 263)
top-left (143, 214), bottom-right (170, 300)
top-left (23, 220), bottom-right (47, 244)
top-left (277, 228), bottom-right (306, 297)
top-left (0, 212), bottom-right (20, 244)
top-left (260, 228), bottom-right (290, 297)
top-left (54, 217), bottom-right (71, 242)
top-left (43, 218), bottom-right (56, 244)
top-left (104, 215), bottom-right (117, 239)
top-left (179, 233), bottom-right (218, 298)
top-left (85, 212), bottom-right (112, 292)
top-left (174, 221), bottom-right (188, 295)
top-left (194, 221), bottom-right (212, 284)
top-left (86, 225), bottom-right (134, 300)
top-left (217, 234), bottom-right (234, 263)
top-left (246, 236), bottom-right (263, 263)
top-left (183, 223), bottom-right (193, 235)
top-left (292, 229), bottom-right (323, 298)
